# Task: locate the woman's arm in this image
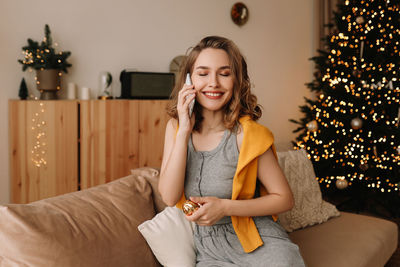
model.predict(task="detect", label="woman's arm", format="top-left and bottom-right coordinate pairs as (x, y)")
top-left (158, 119), bottom-right (188, 206)
top-left (225, 148), bottom-right (294, 216)
top-left (158, 83), bottom-right (196, 206)
top-left (187, 148), bottom-right (294, 226)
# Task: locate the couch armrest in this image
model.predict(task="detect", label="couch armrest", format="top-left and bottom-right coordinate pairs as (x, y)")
top-left (289, 212), bottom-right (398, 267)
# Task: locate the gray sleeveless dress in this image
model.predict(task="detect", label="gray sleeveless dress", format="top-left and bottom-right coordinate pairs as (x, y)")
top-left (185, 128), bottom-right (305, 267)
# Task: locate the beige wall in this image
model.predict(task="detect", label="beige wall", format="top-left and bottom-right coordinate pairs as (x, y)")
top-left (0, 0), bottom-right (315, 204)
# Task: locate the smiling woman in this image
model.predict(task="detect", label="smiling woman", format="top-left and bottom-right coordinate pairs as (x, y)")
top-left (158, 36), bottom-right (306, 266)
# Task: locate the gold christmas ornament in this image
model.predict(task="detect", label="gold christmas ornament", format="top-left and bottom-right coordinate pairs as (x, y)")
top-left (359, 163), bottom-right (369, 171)
top-left (351, 117), bottom-right (363, 130)
top-left (356, 16), bottom-right (365, 24)
top-left (182, 200), bottom-right (200, 216)
top-left (336, 178), bottom-right (349, 190)
top-left (306, 120), bottom-right (318, 132)
top-left (373, 146), bottom-right (378, 157)
top-left (352, 69), bottom-right (361, 77)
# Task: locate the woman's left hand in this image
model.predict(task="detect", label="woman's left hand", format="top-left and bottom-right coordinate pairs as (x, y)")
top-left (185, 196), bottom-right (228, 226)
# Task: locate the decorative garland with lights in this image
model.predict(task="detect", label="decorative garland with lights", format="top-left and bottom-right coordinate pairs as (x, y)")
top-left (31, 102), bottom-right (47, 167)
top-left (291, 0), bottom-right (400, 216)
top-left (18, 24), bottom-right (71, 73)
top-left (17, 25), bottom-right (71, 165)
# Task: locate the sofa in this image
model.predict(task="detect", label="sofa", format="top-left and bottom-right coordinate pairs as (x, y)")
top-left (0, 150), bottom-right (398, 267)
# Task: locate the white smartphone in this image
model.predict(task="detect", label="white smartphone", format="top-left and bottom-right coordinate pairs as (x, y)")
top-left (185, 73), bottom-right (195, 117)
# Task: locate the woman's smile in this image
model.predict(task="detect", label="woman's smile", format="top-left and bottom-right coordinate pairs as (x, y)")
top-left (202, 91), bottom-right (225, 99)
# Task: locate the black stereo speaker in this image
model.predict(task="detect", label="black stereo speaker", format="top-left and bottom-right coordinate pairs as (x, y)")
top-left (119, 70), bottom-right (175, 99)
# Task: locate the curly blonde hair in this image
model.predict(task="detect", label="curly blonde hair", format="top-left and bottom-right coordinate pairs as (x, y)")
top-left (167, 36), bottom-right (262, 131)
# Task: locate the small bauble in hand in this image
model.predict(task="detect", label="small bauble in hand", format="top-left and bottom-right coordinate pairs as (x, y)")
top-left (351, 118), bottom-right (363, 130)
top-left (182, 200), bottom-right (200, 216)
top-left (306, 120), bottom-right (318, 132)
top-left (336, 178), bottom-right (348, 190)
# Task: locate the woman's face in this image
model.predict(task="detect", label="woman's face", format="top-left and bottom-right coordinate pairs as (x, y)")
top-left (191, 48), bottom-right (234, 113)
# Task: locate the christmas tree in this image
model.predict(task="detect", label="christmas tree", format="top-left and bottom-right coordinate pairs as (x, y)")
top-left (18, 78), bottom-right (28, 100)
top-left (292, 0), bottom-right (400, 217)
top-left (18, 24), bottom-right (72, 73)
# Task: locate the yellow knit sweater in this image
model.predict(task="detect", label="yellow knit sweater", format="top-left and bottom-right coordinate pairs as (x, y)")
top-left (176, 116), bottom-right (277, 253)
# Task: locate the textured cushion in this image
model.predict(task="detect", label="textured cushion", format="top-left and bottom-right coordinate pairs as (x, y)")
top-left (0, 175), bottom-right (159, 267)
top-left (138, 207), bottom-right (196, 267)
top-left (289, 212), bottom-right (398, 267)
top-left (131, 167), bottom-right (167, 213)
top-left (277, 149), bottom-right (340, 232)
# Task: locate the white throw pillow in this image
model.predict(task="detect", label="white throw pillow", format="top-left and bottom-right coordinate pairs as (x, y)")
top-left (138, 207), bottom-right (196, 267)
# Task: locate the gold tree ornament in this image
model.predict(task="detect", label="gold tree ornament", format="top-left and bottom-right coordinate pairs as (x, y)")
top-left (306, 120), bottom-right (318, 132)
top-left (373, 146), bottom-right (378, 157)
top-left (352, 69), bottom-right (361, 77)
top-left (359, 163), bottom-right (369, 171)
top-left (356, 16), bottom-right (365, 24)
top-left (336, 178), bottom-right (349, 190)
top-left (351, 117), bottom-right (363, 130)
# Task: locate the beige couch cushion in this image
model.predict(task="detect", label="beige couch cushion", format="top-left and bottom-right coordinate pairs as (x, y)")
top-left (277, 149), bottom-right (340, 232)
top-left (0, 175), bottom-right (159, 267)
top-left (289, 212), bottom-right (398, 267)
top-left (131, 167), bottom-right (167, 213)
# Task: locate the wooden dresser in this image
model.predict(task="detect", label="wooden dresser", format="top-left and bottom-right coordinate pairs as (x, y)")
top-left (9, 99), bottom-right (170, 203)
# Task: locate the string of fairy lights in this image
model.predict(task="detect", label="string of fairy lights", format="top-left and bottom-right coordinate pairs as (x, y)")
top-left (31, 102), bottom-right (47, 167)
top-left (21, 40), bottom-right (63, 92)
top-left (18, 27), bottom-right (68, 168)
top-left (296, 0), bottom-right (400, 193)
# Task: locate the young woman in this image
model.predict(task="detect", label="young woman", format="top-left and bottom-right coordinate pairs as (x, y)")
top-left (159, 36), bottom-right (305, 266)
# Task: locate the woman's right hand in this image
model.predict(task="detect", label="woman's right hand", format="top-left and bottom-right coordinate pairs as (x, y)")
top-left (177, 84), bottom-right (196, 134)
